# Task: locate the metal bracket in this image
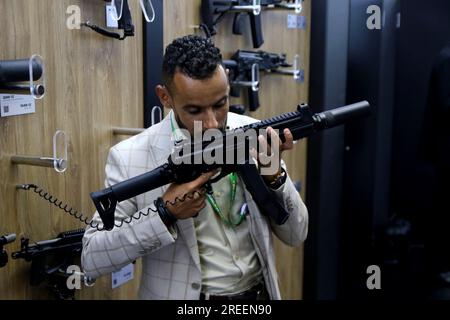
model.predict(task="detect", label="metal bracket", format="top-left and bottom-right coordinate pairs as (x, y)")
top-left (231, 63), bottom-right (260, 92)
top-left (231, 0), bottom-right (262, 15)
top-left (111, 0), bottom-right (156, 22)
top-left (110, 0), bottom-right (124, 20)
top-left (272, 0), bottom-right (303, 14)
top-left (113, 106), bottom-right (160, 136)
top-left (272, 54), bottom-right (301, 80)
top-left (29, 55), bottom-right (45, 99)
top-left (11, 130), bottom-right (68, 173)
top-left (151, 105), bottom-right (163, 125)
top-left (140, 0), bottom-right (156, 22)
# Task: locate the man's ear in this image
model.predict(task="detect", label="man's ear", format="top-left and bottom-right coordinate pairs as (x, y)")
top-left (155, 85), bottom-right (173, 109)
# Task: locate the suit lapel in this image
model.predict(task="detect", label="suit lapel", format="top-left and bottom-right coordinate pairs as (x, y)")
top-left (176, 219), bottom-right (201, 271)
top-left (153, 113), bottom-right (202, 272)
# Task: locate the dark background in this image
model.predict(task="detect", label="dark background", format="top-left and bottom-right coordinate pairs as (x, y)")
top-left (305, 0), bottom-right (450, 300)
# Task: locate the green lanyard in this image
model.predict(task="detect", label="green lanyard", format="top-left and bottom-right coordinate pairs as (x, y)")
top-left (205, 172), bottom-right (246, 228)
top-left (170, 112), bottom-right (246, 227)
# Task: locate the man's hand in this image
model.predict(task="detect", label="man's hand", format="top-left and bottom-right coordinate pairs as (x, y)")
top-left (162, 171), bottom-right (217, 220)
top-left (254, 127), bottom-right (295, 183)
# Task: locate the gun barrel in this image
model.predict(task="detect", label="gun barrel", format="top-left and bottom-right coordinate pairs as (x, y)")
top-left (318, 101), bottom-right (371, 129)
top-left (0, 59), bottom-right (43, 83)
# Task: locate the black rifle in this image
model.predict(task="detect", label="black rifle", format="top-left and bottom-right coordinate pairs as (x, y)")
top-left (0, 233), bottom-right (16, 268)
top-left (0, 58), bottom-right (45, 96)
top-left (91, 101), bottom-right (371, 231)
top-left (201, 0), bottom-right (300, 48)
top-left (12, 229), bottom-right (86, 300)
top-left (224, 50), bottom-right (295, 111)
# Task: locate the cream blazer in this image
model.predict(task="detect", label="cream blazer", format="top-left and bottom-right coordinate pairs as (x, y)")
top-left (82, 111), bottom-right (308, 300)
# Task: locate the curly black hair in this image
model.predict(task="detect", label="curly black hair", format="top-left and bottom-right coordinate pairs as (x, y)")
top-left (162, 35), bottom-right (223, 91)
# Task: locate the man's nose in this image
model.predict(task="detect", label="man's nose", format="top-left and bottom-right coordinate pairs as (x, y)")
top-left (203, 109), bottom-right (219, 130)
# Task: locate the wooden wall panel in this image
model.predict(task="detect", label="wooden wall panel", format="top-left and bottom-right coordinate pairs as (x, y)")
top-left (0, 0), bottom-right (310, 300)
top-left (164, 0), bottom-right (311, 299)
top-left (0, 0), bottom-right (143, 299)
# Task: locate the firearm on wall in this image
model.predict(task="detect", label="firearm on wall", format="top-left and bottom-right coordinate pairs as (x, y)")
top-left (91, 101), bottom-right (371, 231)
top-left (0, 233), bottom-right (16, 268)
top-left (11, 229), bottom-right (90, 300)
top-left (0, 56), bottom-right (45, 98)
top-left (201, 0), bottom-right (303, 48)
top-left (223, 50), bottom-right (299, 111)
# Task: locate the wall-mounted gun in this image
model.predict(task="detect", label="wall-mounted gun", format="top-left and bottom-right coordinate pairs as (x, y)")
top-left (0, 55), bottom-right (45, 99)
top-left (11, 229), bottom-right (88, 300)
top-left (0, 233), bottom-right (16, 268)
top-left (224, 50), bottom-right (300, 111)
top-left (201, 0), bottom-right (303, 48)
top-left (91, 101), bottom-right (371, 231)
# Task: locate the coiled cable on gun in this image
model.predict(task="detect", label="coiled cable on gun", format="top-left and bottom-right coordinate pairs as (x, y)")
top-left (17, 184), bottom-right (207, 232)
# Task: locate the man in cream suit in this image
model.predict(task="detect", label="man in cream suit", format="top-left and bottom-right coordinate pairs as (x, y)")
top-left (82, 35), bottom-right (308, 300)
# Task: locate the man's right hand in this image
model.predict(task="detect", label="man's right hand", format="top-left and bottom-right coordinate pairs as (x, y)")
top-left (162, 171), bottom-right (217, 220)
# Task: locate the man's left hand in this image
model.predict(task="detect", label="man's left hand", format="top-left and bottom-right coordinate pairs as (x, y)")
top-left (254, 127), bottom-right (295, 184)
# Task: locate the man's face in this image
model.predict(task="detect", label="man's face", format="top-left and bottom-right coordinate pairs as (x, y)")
top-left (163, 65), bottom-right (230, 135)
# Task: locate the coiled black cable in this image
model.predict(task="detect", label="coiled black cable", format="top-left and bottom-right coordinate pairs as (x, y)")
top-left (18, 184), bottom-right (207, 232)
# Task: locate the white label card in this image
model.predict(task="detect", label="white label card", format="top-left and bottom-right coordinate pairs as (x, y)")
top-left (287, 14), bottom-right (307, 29)
top-left (0, 94), bottom-right (35, 117)
top-left (112, 263), bottom-right (134, 289)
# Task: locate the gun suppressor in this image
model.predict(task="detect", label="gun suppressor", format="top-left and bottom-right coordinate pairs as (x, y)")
top-left (314, 101), bottom-right (371, 130)
top-left (0, 59), bottom-right (43, 83)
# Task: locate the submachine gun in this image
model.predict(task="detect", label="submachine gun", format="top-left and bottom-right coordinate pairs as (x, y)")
top-left (11, 229), bottom-right (90, 300)
top-left (201, 0), bottom-right (303, 48)
top-left (91, 101), bottom-right (371, 231)
top-left (223, 49), bottom-right (300, 111)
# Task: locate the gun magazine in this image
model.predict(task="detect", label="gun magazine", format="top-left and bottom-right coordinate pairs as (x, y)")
top-left (19, 184), bottom-right (207, 232)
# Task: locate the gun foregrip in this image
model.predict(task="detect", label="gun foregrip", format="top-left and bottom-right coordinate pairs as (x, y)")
top-left (249, 13), bottom-right (264, 48)
top-left (239, 162), bottom-right (289, 225)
